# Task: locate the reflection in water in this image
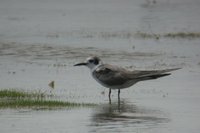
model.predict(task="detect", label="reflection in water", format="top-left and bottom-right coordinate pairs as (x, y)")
top-left (89, 100), bottom-right (169, 133)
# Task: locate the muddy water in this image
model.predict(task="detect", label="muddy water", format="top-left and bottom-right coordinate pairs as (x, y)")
top-left (1, 0), bottom-right (200, 133)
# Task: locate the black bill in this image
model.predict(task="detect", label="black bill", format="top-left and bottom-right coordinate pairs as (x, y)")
top-left (74, 62), bottom-right (87, 66)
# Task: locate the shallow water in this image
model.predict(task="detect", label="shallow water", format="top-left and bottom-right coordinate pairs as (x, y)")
top-left (0, 0), bottom-right (200, 133)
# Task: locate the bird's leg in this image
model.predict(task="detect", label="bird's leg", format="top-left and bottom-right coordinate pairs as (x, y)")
top-left (118, 89), bottom-right (120, 101)
top-left (109, 88), bottom-right (111, 104)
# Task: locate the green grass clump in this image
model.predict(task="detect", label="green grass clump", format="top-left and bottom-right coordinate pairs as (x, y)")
top-left (0, 89), bottom-right (96, 109)
top-left (0, 99), bottom-right (95, 109)
top-left (0, 89), bottom-right (44, 98)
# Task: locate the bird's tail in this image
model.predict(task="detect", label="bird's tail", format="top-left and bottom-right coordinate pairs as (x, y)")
top-left (141, 73), bottom-right (171, 80)
top-left (154, 68), bottom-right (181, 74)
top-left (135, 68), bottom-right (180, 81)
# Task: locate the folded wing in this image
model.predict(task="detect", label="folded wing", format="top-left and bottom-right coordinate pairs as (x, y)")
top-left (129, 68), bottom-right (181, 81)
top-left (93, 64), bottom-right (180, 86)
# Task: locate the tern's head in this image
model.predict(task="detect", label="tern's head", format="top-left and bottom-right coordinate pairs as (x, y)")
top-left (74, 56), bottom-right (102, 70)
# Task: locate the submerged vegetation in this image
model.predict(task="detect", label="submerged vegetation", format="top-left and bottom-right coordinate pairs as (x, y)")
top-left (135, 31), bottom-right (200, 39)
top-left (0, 89), bottom-right (96, 109)
top-left (163, 32), bottom-right (200, 38)
top-left (46, 30), bottom-right (200, 40)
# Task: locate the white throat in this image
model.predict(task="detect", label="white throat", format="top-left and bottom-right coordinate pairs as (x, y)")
top-left (88, 62), bottom-right (102, 72)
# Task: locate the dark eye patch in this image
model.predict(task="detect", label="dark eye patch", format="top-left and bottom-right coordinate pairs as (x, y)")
top-left (88, 57), bottom-right (100, 65)
top-left (93, 58), bottom-right (99, 65)
top-left (89, 59), bottom-right (94, 63)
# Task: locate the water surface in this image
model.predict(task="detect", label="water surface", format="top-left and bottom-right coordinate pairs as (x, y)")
top-left (0, 0), bottom-right (200, 133)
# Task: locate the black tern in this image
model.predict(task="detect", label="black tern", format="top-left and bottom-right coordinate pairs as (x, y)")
top-left (74, 56), bottom-right (180, 101)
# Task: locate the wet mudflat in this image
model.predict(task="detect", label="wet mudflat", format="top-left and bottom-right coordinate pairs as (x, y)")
top-left (0, 0), bottom-right (200, 133)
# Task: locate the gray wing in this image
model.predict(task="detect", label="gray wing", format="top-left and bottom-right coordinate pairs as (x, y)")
top-left (93, 64), bottom-right (132, 86)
